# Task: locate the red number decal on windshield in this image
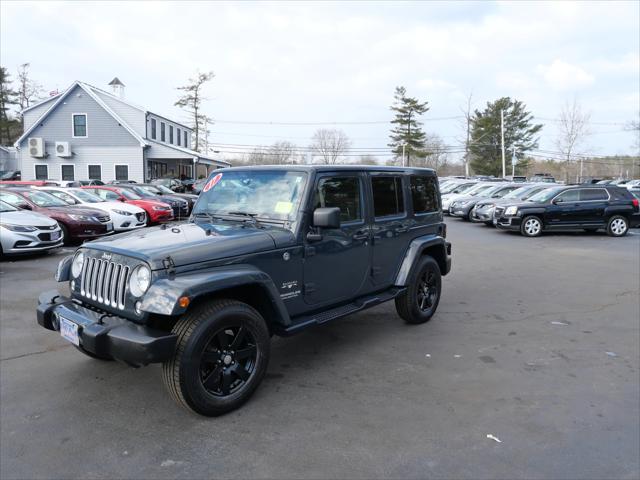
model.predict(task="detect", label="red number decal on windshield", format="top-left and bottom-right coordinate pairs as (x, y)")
top-left (202, 173), bottom-right (223, 193)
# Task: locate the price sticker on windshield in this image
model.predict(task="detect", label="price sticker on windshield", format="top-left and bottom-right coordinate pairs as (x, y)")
top-left (203, 173), bottom-right (223, 193)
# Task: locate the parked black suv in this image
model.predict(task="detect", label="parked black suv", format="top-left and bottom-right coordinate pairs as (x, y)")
top-left (37, 166), bottom-right (451, 416)
top-left (494, 185), bottom-right (640, 237)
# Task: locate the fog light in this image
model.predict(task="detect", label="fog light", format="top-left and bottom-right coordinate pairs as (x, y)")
top-left (51, 312), bottom-right (60, 331)
top-left (135, 301), bottom-right (142, 315)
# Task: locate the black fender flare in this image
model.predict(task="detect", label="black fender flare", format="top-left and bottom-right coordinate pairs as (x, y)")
top-left (395, 235), bottom-right (451, 286)
top-left (139, 265), bottom-right (291, 326)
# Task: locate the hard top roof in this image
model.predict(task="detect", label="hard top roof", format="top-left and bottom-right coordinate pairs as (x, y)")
top-left (220, 165), bottom-right (437, 174)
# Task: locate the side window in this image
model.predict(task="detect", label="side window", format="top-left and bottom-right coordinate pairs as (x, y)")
top-left (372, 176), bottom-right (404, 218)
top-left (72, 114), bottom-right (87, 137)
top-left (150, 119), bottom-right (157, 140)
top-left (580, 189), bottom-right (608, 201)
top-left (88, 165), bottom-right (102, 181)
top-left (410, 176), bottom-right (439, 214)
top-left (315, 176), bottom-right (362, 223)
top-left (61, 165), bottom-right (74, 181)
top-left (115, 165), bottom-right (129, 181)
top-left (556, 189), bottom-right (580, 202)
top-left (161, 122), bottom-right (166, 142)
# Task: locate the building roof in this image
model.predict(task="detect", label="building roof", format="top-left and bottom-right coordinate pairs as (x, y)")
top-left (146, 140), bottom-right (231, 167)
top-left (108, 77), bottom-right (125, 86)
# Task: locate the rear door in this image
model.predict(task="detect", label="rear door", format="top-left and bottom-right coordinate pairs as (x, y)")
top-left (577, 188), bottom-right (609, 226)
top-left (302, 173), bottom-right (371, 306)
top-left (369, 173), bottom-right (412, 286)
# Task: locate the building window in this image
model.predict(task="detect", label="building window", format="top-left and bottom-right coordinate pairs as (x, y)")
top-left (161, 122), bottom-right (166, 142)
top-left (177, 128), bottom-right (181, 146)
top-left (150, 118), bottom-right (157, 139)
top-left (72, 114), bottom-right (87, 137)
top-left (410, 176), bottom-right (439, 213)
top-left (148, 161), bottom-right (167, 180)
top-left (372, 176), bottom-right (404, 218)
top-left (35, 164), bottom-right (48, 180)
top-left (184, 131), bottom-right (188, 148)
top-left (169, 125), bottom-right (174, 144)
top-left (115, 165), bottom-right (129, 181)
top-left (61, 165), bottom-right (75, 181)
top-left (88, 165), bottom-right (102, 180)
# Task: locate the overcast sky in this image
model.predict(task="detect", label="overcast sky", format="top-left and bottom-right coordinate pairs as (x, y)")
top-left (2, 1), bottom-right (638, 163)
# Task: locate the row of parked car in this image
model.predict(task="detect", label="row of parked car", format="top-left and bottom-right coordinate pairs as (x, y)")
top-left (0, 182), bottom-right (198, 256)
top-left (439, 177), bottom-right (640, 237)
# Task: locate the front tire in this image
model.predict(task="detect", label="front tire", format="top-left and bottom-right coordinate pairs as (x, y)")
top-left (520, 215), bottom-right (543, 237)
top-left (395, 255), bottom-right (442, 324)
top-left (162, 299), bottom-right (270, 416)
top-left (606, 215), bottom-right (629, 237)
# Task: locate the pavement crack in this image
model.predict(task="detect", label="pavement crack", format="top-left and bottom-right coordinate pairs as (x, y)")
top-left (1, 345), bottom-right (69, 362)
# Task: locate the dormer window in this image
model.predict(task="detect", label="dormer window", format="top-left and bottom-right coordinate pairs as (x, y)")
top-left (72, 114), bottom-right (87, 137)
top-left (169, 125), bottom-right (174, 144)
top-left (184, 131), bottom-right (188, 148)
top-left (177, 128), bottom-right (181, 146)
top-left (161, 122), bottom-right (166, 142)
top-left (150, 118), bottom-right (157, 139)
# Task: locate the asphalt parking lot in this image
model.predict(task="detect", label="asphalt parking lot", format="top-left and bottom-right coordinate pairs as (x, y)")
top-left (1, 220), bottom-right (639, 480)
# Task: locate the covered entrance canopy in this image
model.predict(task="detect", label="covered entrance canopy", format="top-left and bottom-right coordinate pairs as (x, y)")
top-left (144, 141), bottom-right (230, 181)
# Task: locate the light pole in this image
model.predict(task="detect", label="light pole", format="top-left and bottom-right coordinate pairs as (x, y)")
top-left (500, 109), bottom-right (506, 178)
top-left (401, 142), bottom-right (407, 167)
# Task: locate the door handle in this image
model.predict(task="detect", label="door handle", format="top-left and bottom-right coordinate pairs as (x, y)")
top-left (396, 226), bottom-right (410, 233)
top-left (352, 231), bottom-right (369, 241)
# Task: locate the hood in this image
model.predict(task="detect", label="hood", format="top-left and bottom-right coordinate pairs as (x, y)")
top-left (0, 209), bottom-right (58, 226)
top-left (42, 205), bottom-right (108, 217)
top-left (100, 201), bottom-right (145, 214)
top-left (82, 221), bottom-right (296, 270)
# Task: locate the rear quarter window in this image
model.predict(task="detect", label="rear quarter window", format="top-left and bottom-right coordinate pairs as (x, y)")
top-left (410, 176), bottom-right (439, 214)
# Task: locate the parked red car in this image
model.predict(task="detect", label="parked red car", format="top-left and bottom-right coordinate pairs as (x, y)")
top-left (82, 186), bottom-right (174, 224)
top-left (0, 188), bottom-right (114, 244)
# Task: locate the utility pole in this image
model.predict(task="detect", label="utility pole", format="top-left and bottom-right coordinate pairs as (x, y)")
top-left (500, 109), bottom-right (506, 178)
top-left (511, 147), bottom-right (517, 177)
top-left (406, 109), bottom-right (412, 167)
top-left (401, 142), bottom-right (407, 167)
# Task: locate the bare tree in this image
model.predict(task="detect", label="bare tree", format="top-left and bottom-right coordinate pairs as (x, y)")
top-left (310, 129), bottom-right (351, 164)
top-left (414, 133), bottom-right (449, 171)
top-left (355, 154), bottom-right (379, 165)
top-left (459, 92), bottom-right (473, 177)
top-left (555, 98), bottom-right (591, 183)
top-left (175, 71), bottom-right (215, 152)
top-left (16, 63), bottom-right (42, 116)
top-left (268, 141), bottom-right (298, 164)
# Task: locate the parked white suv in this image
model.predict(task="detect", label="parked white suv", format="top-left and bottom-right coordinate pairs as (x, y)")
top-left (37, 187), bottom-right (147, 231)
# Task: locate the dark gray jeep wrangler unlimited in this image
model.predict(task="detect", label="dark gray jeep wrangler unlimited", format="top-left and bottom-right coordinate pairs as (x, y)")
top-left (37, 166), bottom-right (451, 416)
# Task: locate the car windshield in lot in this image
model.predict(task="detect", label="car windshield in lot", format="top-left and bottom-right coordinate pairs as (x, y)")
top-left (120, 189), bottom-right (141, 200)
top-left (70, 189), bottom-right (106, 203)
top-left (526, 187), bottom-right (564, 203)
top-left (150, 185), bottom-right (174, 195)
top-left (127, 186), bottom-right (156, 198)
top-left (0, 200), bottom-right (17, 212)
top-left (21, 190), bottom-right (70, 207)
top-left (192, 170), bottom-right (308, 221)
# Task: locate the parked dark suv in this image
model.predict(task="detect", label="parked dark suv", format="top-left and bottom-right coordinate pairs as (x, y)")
top-left (494, 185), bottom-right (639, 237)
top-left (37, 166), bottom-right (451, 416)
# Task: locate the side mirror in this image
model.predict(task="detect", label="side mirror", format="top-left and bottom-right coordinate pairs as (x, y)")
top-left (553, 198), bottom-right (563, 204)
top-left (312, 207), bottom-right (341, 229)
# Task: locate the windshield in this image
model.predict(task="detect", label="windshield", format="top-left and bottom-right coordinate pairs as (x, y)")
top-left (192, 170), bottom-right (308, 222)
top-left (71, 189), bottom-right (105, 203)
top-left (154, 184), bottom-right (174, 194)
top-left (0, 200), bottom-right (17, 212)
top-left (503, 186), bottom-right (532, 199)
top-left (140, 185), bottom-right (163, 195)
top-left (120, 189), bottom-right (141, 200)
top-left (21, 190), bottom-right (69, 207)
top-left (526, 187), bottom-right (563, 203)
top-left (0, 171), bottom-right (16, 180)
top-left (441, 182), bottom-right (467, 194)
top-left (464, 184), bottom-right (492, 196)
top-left (447, 183), bottom-right (477, 194)
top-left (128, 186), bottom-right (155, 198)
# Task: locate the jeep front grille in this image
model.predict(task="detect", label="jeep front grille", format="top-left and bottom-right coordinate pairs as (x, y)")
top-left (80, 257), bottom-right (130, 309)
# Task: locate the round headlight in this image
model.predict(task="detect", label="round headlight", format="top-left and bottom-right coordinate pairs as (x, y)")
top-left (71, 251), bottom-right (85, 278)
top-left (129, 265), bottom-right (151, 297)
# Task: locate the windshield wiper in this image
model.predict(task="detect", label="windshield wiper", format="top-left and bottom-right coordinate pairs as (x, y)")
top-left (225, 211), bottom-right (263, 227)
top-left (192, 212), bottom-right (220, 222)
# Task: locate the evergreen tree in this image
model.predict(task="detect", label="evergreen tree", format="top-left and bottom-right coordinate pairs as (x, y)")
top-left (469, 97), bottom-right (542, 176)
top-left (388, 86), bottom-right (429, 165)
top-left (0, 67), bottom-right (20, 145)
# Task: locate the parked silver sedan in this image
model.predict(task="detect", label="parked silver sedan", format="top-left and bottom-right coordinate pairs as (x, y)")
top-left (0, 201), bottom-right (63, 256)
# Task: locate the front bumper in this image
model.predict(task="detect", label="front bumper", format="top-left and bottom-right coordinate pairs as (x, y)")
top-left (148, 210), bottom-right (174, 223)
top-left (494, 215), bottom-right (523, 231)
top-left (470, 207), bottom-right (495, 222)
top-left (1, 228), bottom-right (64, 254)
top-left (37, 290), bottom-right (177, 366)
top-left (449, 204), bottom-right (473, 217)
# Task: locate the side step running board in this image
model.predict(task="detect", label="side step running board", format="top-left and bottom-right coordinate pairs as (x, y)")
top-left (276, 287), bottom-right (405, 336)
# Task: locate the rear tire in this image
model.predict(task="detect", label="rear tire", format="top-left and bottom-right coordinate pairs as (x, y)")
top-left (162, 299), bottom-right (270, 416)
top-left (606, 215), bottom-right (629, 237)
top-left (395, 256), bottom-right (442, 324)
top-left (520, 216), bottom-right (543, 237)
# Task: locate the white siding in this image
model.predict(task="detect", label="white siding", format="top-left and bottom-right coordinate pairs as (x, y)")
top-left (145, 141), bottom-right (195, 160)
top-left (20, 146), bottom-right (144, 182)
top-left (92, 90), bottom-right (146, 136)
top-left (147, 113), bottom-right (192, 148)
top-left (23, 97), bottom-right (58, 132)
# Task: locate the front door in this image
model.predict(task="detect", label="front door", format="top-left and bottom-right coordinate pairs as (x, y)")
top-left (303, 173), bottom-right (371, 306)
top-left (546, 189), bottom-right (581, 226)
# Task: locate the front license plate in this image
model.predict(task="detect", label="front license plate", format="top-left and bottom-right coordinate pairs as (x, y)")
top-left (493, 218), bottom-right (498, 225)
top-left (106, 223), bottom-right (113, 231)
top-left (51, 231), bottom-right (61, 240)
top-left (60, 317), bottom-right (80, 346)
